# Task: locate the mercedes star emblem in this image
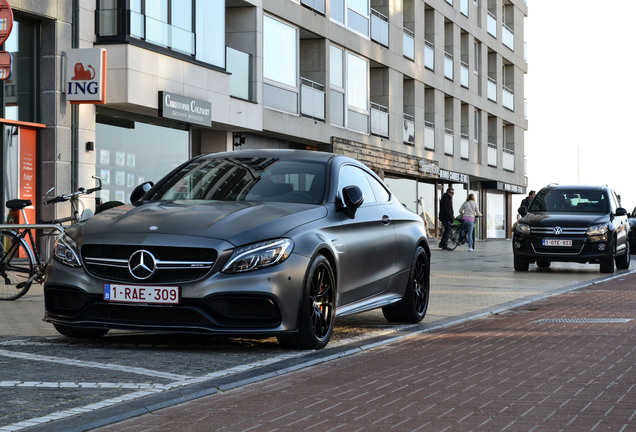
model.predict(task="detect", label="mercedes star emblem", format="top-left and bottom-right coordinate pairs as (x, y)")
top-left (128, 249), bottom-right (157, 280)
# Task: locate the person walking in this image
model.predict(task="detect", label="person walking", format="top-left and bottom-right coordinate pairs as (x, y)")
top-left (459, 193), bottom-right (482, 251)
top-left (438, 187), bottom-right (455, 250)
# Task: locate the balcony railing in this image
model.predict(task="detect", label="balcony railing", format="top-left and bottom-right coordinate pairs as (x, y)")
top-left (424, 40), bottom-right (435, 70)
top-left (301, 0), bottom-right (326, 14)
top-left (503, 148), bottom-right (515, 171)
top-left (227, 47), bottom-right (252, 101)
top-left (502, 23), bottom-right (514, 50)
top-left (487, 12), bottom-right (497, 38)
top-left (403, 114), bottom-right (415, 145)
top-left (488, 143), bottom-right (497, 167)
top-left (371, 102), bottom-right (389, 137)
top-left (502, 85), bottom-right (514, 111)
top-left (444, 128), bottom-right (454, 155)
top-left (487, 77), bottom-right (497, 102)
top-left (403, 28), bottom-right (415, 60)
top-left (444, 52), bottom-right (454, 80)
top-left (300, 78), bottom-right (325, 121)
top-left (460, 61), bottom-right (469, 88)
top-left (425, 121), bottom-right (435, 150)
top-left (371, 9), bottom-right (389, 47)
top-left (461, 133), bottom-right (469, 159)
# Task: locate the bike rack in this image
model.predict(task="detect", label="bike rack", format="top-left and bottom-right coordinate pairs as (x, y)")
top-left (0, 224), bottom-right (65, 233)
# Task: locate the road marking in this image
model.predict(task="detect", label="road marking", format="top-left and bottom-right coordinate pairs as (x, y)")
top-left (0, 349), bottom-right (190, 381)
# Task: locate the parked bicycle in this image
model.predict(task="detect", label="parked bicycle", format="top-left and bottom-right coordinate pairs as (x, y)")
top-left (444, 215), bottom-right (475, 251)
top-left (0, 177), bottom-right (102, 300)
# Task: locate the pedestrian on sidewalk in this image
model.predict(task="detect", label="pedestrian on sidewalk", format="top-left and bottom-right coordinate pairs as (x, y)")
top-left (459, 193), bottom-right (481, 251)
top-left (518, 189), bottom-right (535, 218)
top-left (438, 187), bottom-right (454, 250)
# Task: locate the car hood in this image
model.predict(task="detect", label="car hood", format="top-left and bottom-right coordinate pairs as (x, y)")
top-left (521, 212), bottom-right (609, 227)
top-left (81, 200), bottom-right (328, 245)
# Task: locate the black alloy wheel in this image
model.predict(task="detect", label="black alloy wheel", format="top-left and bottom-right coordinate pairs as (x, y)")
top-left (278, 254), bottom-right (335, 349)
top-left (382, 246), bottom-right (430, 323)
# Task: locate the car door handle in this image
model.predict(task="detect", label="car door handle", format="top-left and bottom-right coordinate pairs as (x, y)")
top-left (382, 215), bottom-right (391, 225)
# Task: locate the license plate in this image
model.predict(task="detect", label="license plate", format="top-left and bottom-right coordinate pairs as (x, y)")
top-left (543, 239), bottom-right (572, 247)
top-left (104, 284), bottom-right (179, 304)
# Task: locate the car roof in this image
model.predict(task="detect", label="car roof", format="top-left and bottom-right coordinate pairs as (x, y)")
top-left (542, 184), bottom-right (611, 192)
top-left (196, 149), bottom-right (340, 163)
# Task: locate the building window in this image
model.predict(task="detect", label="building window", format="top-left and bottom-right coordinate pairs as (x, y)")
top-left (263, 16), bottom-right (298, 114)
top-left (330, 45), bottom-right (345, 127)
top-left (2, 18), bottom-right (38, 122)
top-left (96, 1), bottom-right (224, 69)
top-left (346, 52), bottom-right (369, 133)
top-left (331, 0), bottom-right (370, 37)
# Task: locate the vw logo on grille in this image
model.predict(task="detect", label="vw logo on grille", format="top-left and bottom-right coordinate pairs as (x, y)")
top-left (553, 226), bottom-right (563, 235)
top-left (128, 250), bottom-right (157, 280)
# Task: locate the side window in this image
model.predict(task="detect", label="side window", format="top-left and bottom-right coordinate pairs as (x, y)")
top-left (365, 172), bottom-right (390, 203)
top-left (338, 165), bottom-right (376, 205)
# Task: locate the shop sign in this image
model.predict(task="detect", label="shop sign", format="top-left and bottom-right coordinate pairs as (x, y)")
top-left (482, 181), bottom-right (526, 194)
top-left (159, 91), bottom-right (212, 127)
top-left (0, 0), bottom-right (13, 80)
top-left (65, 48), bottom-right (108, 104)
top-left (418, 159), bottom-right (440, 177)
top-left (439, 169), bottom-right (469, 184)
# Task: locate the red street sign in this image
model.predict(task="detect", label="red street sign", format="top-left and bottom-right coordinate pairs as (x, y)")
top-left (0, 0), bottom-right (13, 46)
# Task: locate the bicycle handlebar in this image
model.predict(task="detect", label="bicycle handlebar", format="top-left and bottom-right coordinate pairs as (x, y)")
top-left (43, 176), bottom-right (102, 205)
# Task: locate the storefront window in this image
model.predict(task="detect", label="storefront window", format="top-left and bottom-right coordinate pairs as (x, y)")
top-left (486, 190), bottom-right (505, 238)
top-left (95, 110), bottom-right (189, 204)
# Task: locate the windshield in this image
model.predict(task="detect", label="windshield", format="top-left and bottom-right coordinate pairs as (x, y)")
top-left (150, 157), bottom-right (326, 204)
top-left (529, 189), bottom-right (608, 213)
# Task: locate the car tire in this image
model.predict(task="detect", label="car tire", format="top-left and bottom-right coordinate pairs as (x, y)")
top-left (382, 246), bottom-right (430, 323)
top-left (616, 242), bottom-right (631, 270)
top-left (53, 324), bottom-right (109, 338)
top-left (536, 260), bottom-right (551, 269)
top-left (277, 254), bottom-right (335, 350)
top-left (600, 241), bottom-right (615, 273)
top-left (514, 254), bottom-right (529, 271)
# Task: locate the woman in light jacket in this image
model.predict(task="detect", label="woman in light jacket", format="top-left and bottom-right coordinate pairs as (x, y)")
top-left (459, 194), bottom-right (482, 251)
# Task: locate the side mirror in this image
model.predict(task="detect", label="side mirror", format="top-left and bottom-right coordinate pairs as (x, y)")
top-left (130, 181), bottom-right (154, 203)
top-left (342, 185), bottom-right (364, 218)
top-left (615, 207), bottom-right (628, 216)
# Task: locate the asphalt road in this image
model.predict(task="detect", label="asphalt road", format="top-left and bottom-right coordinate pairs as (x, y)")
top-left (0, 240), bottom-right (630, 431)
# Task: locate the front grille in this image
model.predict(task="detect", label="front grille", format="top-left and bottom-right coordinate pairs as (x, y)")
top-left (45, 286), bottom-right (282, 329)
top-left (531, 227), bottom-right (587, 235)
top-left (82, 245), bottom-right (217, 284)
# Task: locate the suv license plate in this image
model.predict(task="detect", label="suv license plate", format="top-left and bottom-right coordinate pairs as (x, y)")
top-left (543, 239), bottom-right (572, 247)
top-left (104, 284), bottom-right (179, 304)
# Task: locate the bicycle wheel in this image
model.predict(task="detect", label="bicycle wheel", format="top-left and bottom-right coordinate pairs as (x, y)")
top-left (445, 227), bottom-right (459, 251)
top-left (0, 231), bottom-right (36, 300)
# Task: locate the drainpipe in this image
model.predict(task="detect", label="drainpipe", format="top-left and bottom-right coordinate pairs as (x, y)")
top-left (70, 0), bottom-right (79, 191)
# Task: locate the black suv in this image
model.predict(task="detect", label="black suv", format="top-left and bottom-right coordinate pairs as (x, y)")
top-left (513, 184), bottom-right (630, 273)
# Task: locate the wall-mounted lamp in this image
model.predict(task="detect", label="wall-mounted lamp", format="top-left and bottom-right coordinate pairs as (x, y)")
top-left (233, 133), bottom-right (246, 148)
top-left (86, 141), bottom-right (95, 152)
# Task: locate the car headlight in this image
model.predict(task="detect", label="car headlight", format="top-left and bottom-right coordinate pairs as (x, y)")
top-left (222, 238), bottom-right (294, 273)
top-left (53, 233), bottom-right (82, 268)
top-left (515, 222), bottom-right (531, 235)
top-left (587, 223), bottom-right (608, 236)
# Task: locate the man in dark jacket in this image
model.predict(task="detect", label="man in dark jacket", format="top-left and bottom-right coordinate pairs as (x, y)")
top-left (439, 187), bottom-right (455, 249)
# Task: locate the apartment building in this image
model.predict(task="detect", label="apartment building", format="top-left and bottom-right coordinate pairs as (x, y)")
top-left (2, 0), bottom-right (527, 239)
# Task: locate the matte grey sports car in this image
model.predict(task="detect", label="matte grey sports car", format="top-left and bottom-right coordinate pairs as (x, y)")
top-left (44, 149), bottom-right (430, 349)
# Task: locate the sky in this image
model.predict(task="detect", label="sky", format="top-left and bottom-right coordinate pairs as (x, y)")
top-left (522, 1), bottom-right (636, 211)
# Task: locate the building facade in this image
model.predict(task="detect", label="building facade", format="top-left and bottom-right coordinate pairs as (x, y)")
top-left (2, 0), bottom-right (527, 240)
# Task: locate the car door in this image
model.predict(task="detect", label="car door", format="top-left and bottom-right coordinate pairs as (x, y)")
top-left (335, 164), bottom-right (397, 305)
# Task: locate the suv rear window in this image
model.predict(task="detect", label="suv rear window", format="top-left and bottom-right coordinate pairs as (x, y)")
top-left (529, 190), bottom-right (608, 213)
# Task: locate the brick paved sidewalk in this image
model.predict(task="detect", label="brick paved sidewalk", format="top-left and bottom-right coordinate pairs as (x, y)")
top-left (94, 274), bottom-right (636, 432)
